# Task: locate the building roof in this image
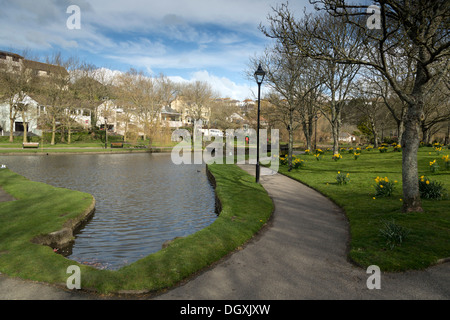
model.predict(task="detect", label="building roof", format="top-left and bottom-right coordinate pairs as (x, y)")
top-left (0, 50), bottom-right (24, 60)
top-left (23, 60), bottom-right (68, 76)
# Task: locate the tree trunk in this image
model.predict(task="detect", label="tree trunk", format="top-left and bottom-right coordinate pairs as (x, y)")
top-left (332, 124), bottom-right (339, 154)
top-left (21, 112), bottom-right (28, 144)
top-left (9, 116), bottom-right (14, 143)
top-left (401, 102), bottom-right (423, 213)
top-left (68, 123), bottom-right (72, 145)
top-left (397, 120), bottom-right (405, 146)
top-left (370, 116), bottom-right (378, 148)
top-left (51, 116), bottom-right (56, 145)
top-left (302, 120), bottom-right (313, 151)
top-left (288, 110), bottom-right (294, 169)
top-left (421, 123), bottom-right (430, 144)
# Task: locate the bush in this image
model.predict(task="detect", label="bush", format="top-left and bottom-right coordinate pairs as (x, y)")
top-left (429, 159), bottom-right (440, 173)
top-left (292, 157), bottom-right (305, 169)
top-left (279, 156), bottom-right (288, 166)
top-left (374, 176), bottom-right (396, 197)
top-left (332, 153), bottom-right (342, 161)
top-left (419, 176), bottom-right (448, 200)
top-left (336, 171), bottom-right (350, 185)
top-left (379, 220), bottom-right (410, 250)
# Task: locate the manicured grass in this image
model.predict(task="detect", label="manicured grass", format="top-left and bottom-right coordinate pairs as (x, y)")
top-left (278, 146), bottom-right (450, 271)
top-left (0, 164), bottom-right (273, 294)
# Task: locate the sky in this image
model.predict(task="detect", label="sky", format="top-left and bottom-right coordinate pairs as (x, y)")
top-left (0, 0), bottom-right (313, 100)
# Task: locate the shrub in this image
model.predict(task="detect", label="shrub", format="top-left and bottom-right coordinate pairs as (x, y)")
top-left (336, 171), bottom-right (350, 185)
top-left (379, 220), bottom-right (410, 250)
top-left (442, 155), bottom-right (449, 170)
top-left (429, 159), bottom-right (439, 173)
top-left (419, 176), bottom-right (448, 200)
top-left (279, 156), bottom-right (288, 166)
top-left (374, 176), bottom-right (396, 197)
top-left (292, 157), bottom-right (305, 169)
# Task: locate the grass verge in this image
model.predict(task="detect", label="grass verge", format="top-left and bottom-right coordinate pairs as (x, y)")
top-left (277, 147), bottom-right (450, 271)
top-left (0, 163), bottom-right (273, 295)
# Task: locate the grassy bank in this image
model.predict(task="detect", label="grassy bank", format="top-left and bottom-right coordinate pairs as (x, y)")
top-left (278, 146), bottom-right (450, 271)
top-left (0, 164), bottom-right (273, 294)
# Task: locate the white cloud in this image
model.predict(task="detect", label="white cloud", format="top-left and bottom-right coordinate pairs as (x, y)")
top-left (167, 70), bottom-right (256, 101)
top-left (0, 0), bottom-right (311, 99)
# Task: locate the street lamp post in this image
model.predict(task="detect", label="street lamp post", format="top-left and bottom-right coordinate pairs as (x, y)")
top-left (254, 64), bottom-right (266, 183)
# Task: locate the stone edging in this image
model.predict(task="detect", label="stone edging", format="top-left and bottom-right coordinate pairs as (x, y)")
top-left (205, 164), bottom-right (222, 215)
top-left (31, 197), bottom-right (96, 248)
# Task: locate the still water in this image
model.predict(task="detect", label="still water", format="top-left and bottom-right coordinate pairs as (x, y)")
top-left (0, 153), bottom-right (217, 270)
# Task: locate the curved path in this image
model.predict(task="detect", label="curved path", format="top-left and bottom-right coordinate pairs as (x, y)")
top-left (0, 165), bottom-right (448, 299)
top-left (155, 165), bottom-right (449, 300)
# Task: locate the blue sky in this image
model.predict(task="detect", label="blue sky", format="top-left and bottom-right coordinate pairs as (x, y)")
top-left (0, 0), bottom-right (313, 100)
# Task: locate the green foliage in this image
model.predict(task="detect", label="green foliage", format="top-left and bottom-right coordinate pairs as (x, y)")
top-left (374, 176), bottom-right (396, 197)
top-left (379, 220), bottom-right (410, 250)
top-left (419, 176), bottom-right (448, 200)
top-left (336, 171), bottom-right (350, 185)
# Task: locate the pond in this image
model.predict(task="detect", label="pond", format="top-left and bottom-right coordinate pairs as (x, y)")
top-left (0, 153), bottom-right (217, 270)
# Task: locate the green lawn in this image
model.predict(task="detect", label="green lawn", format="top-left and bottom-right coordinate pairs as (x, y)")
top-left (0, 164), bottom-right (273, 294)
top-left (278, 146), bottom-right (450, 271)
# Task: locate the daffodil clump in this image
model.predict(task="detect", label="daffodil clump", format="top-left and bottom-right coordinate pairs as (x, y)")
top-left (393, 144), bottom-right (402, 152)
top-left (336, 171), bottom-right (350, 185)
top-left (292, 157), bottom-right (305, 169)
top-left (365, 145), bottom-right (374, 151)
top-left (429, 159), bottom-right (439, 173)
top-left (332, 153), bottom-right (342, 161)
top-left (419, 176), bottom-right (448, 200)
top-left (374, 176), bottom-right (396, 197)
top-left (434, 146), bottom-right (443, 155)
top-left (353, 152), bottom-right (361, 160)
top-left (314, 153), bottom-right (322, 161)
top-left (279, 156), bottom-right (288, 166)
top-left (378, 146), bottom-right (388, 153)
top-left (442, 155), bottom-right (449, 170)
top-left (433, 143), bottom-right (444, 154)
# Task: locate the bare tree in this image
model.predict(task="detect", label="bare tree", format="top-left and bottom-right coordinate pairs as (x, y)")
top-left (180, 80), bottom-right (217, 127)
top-left (0, 54), bottom-right (38, 143)
top-left (262, 1), bottom-right (450, 212)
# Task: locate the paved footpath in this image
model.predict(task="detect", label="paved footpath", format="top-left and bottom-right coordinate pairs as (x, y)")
top-left (0, 166), bottom-right (449, 299)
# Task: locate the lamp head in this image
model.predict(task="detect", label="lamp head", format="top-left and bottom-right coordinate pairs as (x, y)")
top-left (254, 64), bottom-right (266, 85)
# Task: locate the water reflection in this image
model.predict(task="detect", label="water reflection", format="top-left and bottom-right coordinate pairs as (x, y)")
top-left (0, 153), bottom-right (217, 270)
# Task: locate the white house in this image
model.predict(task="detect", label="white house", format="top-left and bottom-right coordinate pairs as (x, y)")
top-left (0, 95), bottom-right (41, 136)
top-left (339, 132), bottom-right (357, 143)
